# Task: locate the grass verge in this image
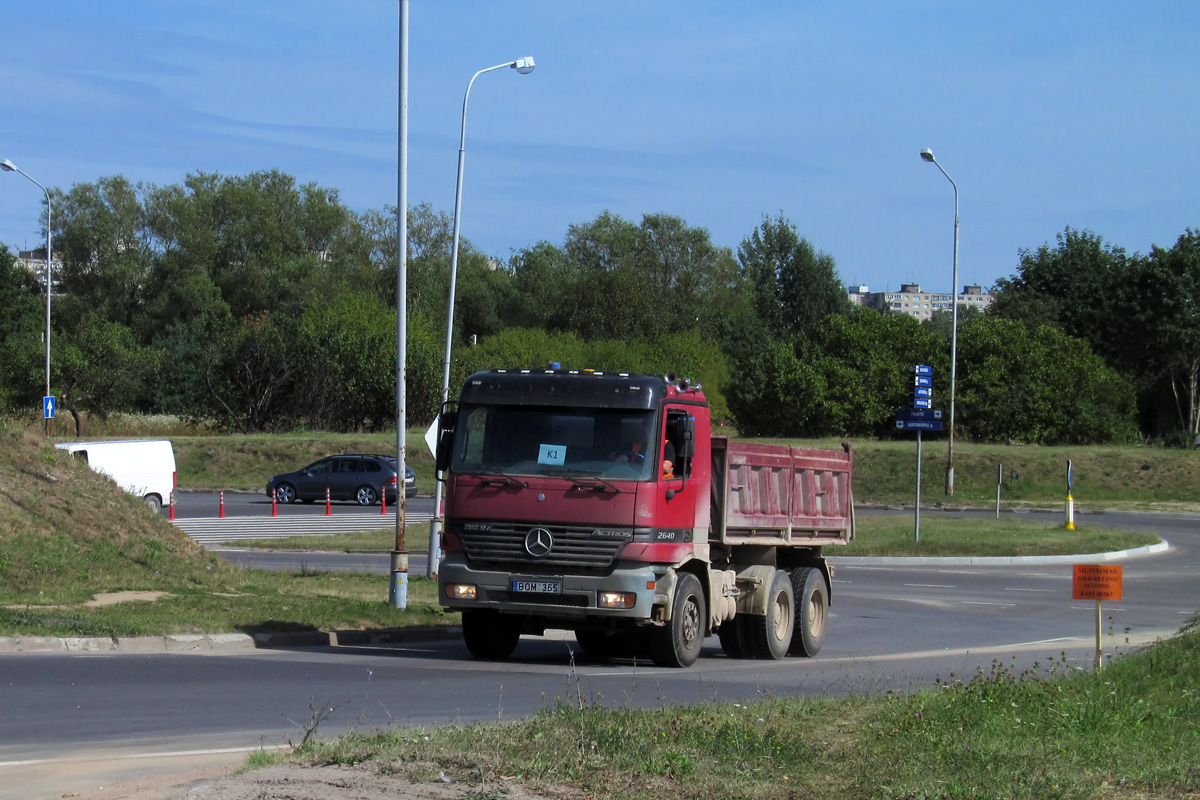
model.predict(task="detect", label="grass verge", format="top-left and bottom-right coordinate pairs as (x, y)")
top-left (249, 616), bottom-right (1200, 800)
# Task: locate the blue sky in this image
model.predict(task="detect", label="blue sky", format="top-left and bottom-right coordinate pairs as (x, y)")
top-left (2, 1), bottom-right (1197, 295)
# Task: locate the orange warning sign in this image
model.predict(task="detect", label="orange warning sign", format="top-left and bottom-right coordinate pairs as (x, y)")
top-left (1072, 564), bottom-right (1122, 601)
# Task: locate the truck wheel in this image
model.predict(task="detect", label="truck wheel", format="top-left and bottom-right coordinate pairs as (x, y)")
top-left (462, 610), bottom-right (520, 660)
top-left (650, 572), bottom-right (706, 668)
top-left (144, 494), bottom-right (162, 512)
top-left (717, 617), bottom-right (751, 659)
top-left (574, 628), bottom-right (647, 658)
top-left (745, 568), bottom-right (794, 660)
top-left (789, 567), bottom-right (828, 657)
top-left (574, 629), bottom-right (616, 657)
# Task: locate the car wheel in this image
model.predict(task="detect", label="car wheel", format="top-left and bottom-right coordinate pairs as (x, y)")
top-left (355, 485), bottom-right (378, 505)
top-left (274, 483), bottom-right (297, 504)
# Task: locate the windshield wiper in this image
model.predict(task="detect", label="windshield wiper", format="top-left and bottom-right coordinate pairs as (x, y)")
top-left (566, 475), bottom-right (622, 494)
top-left (465, 472), bottom-right (528, 488)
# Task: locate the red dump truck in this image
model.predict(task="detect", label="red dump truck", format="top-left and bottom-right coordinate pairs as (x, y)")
top-left (435, 368), bottom-right (854, 667)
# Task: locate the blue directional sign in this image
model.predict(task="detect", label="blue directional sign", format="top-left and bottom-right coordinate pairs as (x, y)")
top-left (896, 408), bottom-right (943, 421)
top-left (897, 419), bottom-right (943, 431)
top-left (912, 365), bottom-right (932, 376)
top-left (913, 375), bottom-right (933, 388)
top-left (912, 398), bottom-right (933, 409)
top-left (914, 386), bottom-right (933, 398)
top-left (43, 395), bottom-right (56, 419)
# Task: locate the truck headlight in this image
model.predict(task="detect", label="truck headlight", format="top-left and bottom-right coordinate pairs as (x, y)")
top-left (447, 584), bottom-right (477, 600)
top-left (599, 591), bottom-right (636, 609)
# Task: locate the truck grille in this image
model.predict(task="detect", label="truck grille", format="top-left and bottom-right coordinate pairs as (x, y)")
top-left (455, 522), bottom-right (631, 570)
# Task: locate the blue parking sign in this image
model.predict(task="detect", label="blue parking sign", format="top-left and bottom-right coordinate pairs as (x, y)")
top-left (43, 395), bottom-right (55, 419)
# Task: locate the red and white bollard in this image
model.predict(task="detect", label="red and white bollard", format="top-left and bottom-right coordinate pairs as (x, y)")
top-left (271, 488), bottom-right (278, 517)
top-left (325, 486), bottom-right (332, 516)
top-left (380, 485), bottom-right (387, 515)
top-left (219, 490), bottom-right (225, 519)
top-left (168, 489), bottom-right (175, 521)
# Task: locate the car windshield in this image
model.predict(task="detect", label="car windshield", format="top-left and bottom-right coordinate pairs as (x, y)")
top-left (450, 404), bottom-right (657, 481)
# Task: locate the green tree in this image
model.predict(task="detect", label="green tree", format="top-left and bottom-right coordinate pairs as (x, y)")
top-left (292, 293), bottom-right (396, 431)
top-left (990, 228), bottom-right (1135, 371)
top-left (506, 211), bottom-right (741, 342)
top-left (804, 308), bottom-right (948, 437)
top-left (0, 245), bottom-right (44, 409)
top-left (1136, 230), bottom-right (1200, 435)
top-left (957, 316), bottom-right (1136, 444)
top-left (55, 311), bottom-right (160, 435)
top-left (738, 214), bottom-right (852, 337)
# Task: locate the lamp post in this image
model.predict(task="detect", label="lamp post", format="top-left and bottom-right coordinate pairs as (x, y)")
top-left (391, 0), bottom-right (411, 609)
top-left (428, 57), bottom-right (536, 578)
top-left (920, 148), bottom-right (959, 496)
top-left (2, 159), bottom-right (53, 436)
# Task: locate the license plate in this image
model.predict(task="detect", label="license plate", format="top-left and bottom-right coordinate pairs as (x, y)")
top-left (512, 578), bottom-right (561, 594)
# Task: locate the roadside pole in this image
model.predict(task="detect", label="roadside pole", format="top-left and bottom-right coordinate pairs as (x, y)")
top-left (914, 430), bottom-right (922, 543)
top-left (996, 463), bottom-right (1002, 519)
top-left (1065, 459), bottom-right (1075, 530)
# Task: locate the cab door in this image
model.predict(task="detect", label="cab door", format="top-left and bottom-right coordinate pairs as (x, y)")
top-left (654, 407), bottom-right (698, 530)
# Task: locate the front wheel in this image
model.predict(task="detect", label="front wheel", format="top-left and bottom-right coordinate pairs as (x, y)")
top-left (462, 610), bottom-right (521, 660)
top-left (650, 572), bottom-right (706, 668)
top-left (355, 485), bottom-right (379, 505)
top-left (789, 567), bottom-right (828, 657)
top-left (274, 483), bottom-right (297, 504)
top-left (144, 494), bottom-right (162, 512)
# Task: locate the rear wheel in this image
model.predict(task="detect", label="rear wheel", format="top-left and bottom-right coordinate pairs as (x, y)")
top-left (789, 567), bottom-right (828, 657)
top-left (650, 572), bottom-right (706, 668)
top-left (144, 494), bottom-right (162, 512)
top-left (355, 485), bottom-right (379, 505)
top-left (462, 610), bottom-right (521, 660)
top-left (744, 568), bottom-right (794, 660)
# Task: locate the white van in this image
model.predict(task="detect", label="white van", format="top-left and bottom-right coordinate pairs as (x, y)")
top-left (55, 439), bottom-right (177, 512)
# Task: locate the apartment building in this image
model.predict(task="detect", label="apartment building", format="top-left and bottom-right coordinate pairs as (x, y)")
top-left (848, 283), bottom-right (993, 320)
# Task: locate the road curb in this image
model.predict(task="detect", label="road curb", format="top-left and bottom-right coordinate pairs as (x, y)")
top-left (829, 539), bottom-right (1170, 566)
top-left (0, 626), bottom-right (461, 656)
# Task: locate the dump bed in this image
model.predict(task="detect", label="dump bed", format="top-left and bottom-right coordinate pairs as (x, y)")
top-left (709, 437), bottom-right (854, 546)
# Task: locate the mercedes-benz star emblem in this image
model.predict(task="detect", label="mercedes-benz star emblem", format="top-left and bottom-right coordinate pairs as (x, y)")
top-left (524, 527), bottom-right (553, 557)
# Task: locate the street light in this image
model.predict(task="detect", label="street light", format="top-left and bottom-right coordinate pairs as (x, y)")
top-left (920, 147), bottom-right (959, 496)
top-left (428, 57), bottom-right (536, 577)
top-left (2, 158), bottom-right (53, 436)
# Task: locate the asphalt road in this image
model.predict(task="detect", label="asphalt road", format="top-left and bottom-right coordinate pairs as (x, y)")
top-left (0, 507), bottom-right (1195, 799)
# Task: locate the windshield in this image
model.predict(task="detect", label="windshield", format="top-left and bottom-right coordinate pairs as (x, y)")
top-left (451, 404), bottom-right (658, 481)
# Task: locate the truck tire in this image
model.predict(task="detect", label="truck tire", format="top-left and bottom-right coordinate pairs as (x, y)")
top-left (574, 628), bottom-right (648, 659)
top-left (650, 572), bottom-right (706, 668)
top-left (717, 617), bottom-right (751, 659)
top-left (789, 566), bottom-right (828, 657)
top-left (462, 610), bottom-right (520, 660)
top-left (745, 568), bottom-right (795, 660)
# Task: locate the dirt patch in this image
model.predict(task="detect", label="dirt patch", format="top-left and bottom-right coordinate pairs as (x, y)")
top-left (175, 763), bottom-right (574, 800)
top-left (84, 591), bottom-right (171, 607)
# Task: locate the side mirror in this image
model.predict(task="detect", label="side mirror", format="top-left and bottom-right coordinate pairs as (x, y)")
top-left (435, 410), bottom-right (457, 474)
top-left (681, 415), bottom-right (696, 457)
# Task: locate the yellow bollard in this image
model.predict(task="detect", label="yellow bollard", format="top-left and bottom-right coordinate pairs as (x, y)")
top-left (1066, 494), bottom-right (1075, 530)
